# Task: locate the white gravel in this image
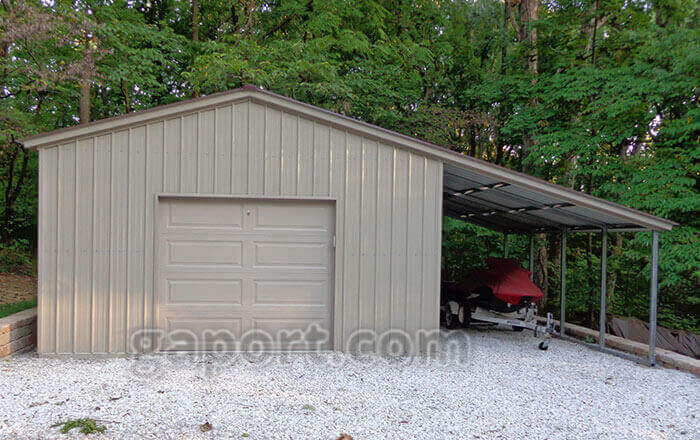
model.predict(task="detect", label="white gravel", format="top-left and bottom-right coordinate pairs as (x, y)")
top-left (0, 329), bottom-right (697, 440)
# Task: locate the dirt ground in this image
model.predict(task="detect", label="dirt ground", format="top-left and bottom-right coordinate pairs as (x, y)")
top-left (0, 273), bottom-right (37, 305)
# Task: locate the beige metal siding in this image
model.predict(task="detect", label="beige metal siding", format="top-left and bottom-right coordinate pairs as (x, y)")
top-left (37, 99), bottom-right (443, 354)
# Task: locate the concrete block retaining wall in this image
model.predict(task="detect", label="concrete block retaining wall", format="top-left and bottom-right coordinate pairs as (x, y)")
top-left (0, 308), bottom-right (37, 357)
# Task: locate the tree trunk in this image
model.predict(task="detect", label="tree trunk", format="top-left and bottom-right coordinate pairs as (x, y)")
top-left (192, 0), bottom-right (200, 42)
top-left (508, 0), bottom-right (539, 172)
top-left (495, 0), bottom-right (508, 166)
top-left (520, 0), bottom-right (539, 76)
top-left (79, 73), bottom-right (91, 124)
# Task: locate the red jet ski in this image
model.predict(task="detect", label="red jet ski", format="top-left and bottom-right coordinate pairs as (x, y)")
top-left (441, 258), bottom-right (553, 350)
top-left (452, 258), bottom-right (543, 310)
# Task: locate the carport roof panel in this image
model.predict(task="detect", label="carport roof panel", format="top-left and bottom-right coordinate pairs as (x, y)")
top-left (19, 85), bottom-right (676, 232)
top-left (443, 163), bottom-right (663, 233)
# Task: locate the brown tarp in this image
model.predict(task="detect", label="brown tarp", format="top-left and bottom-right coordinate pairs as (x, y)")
top-left (607, 316), bottom-right (700, 359)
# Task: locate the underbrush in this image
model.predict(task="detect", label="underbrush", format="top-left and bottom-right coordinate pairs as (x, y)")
top-left (0, 239), bottom-right (35, 275)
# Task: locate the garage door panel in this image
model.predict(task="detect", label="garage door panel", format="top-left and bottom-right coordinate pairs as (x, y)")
top-left (166, 198), bottom-right (243, 230)
top-left (166, 240), bottom-right (243, 266)
top-left (156, 197), bottom-right (334, 352)
top-left (166, 279), bottom-right (242, 305)
top-left (248, 307), bottom-right (330, 319)
top-left (253, 242), bottom-right (328, 268)
top-left (253, 203), bottom-right (332, 231)
top-left (253, 280), bottom-right (328, 305)
top-left (163, 230), bottom-right (328, 242)
top-left (252, 318), bottom-right (331, 348)
top-left (160, 268), bottom-right (329, 279)
top-left (159, 305), bottom-right (248, 316)
top-left (165, 317), bottom-right (242, 350)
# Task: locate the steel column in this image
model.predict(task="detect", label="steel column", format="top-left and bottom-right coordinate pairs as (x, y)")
top-left (528, 234), bottom-right (535, 281)
top-left (503, 233), bottom-right (508, 258)
top-left (560, 228), bottom-right (567, 337)
top-left (599, 226), bottom-right (608, 347)
top-left (649, 230), bottom-right (659, 366)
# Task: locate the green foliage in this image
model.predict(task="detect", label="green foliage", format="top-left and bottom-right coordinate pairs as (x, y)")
top-left (2, 0), bottom-right (698, 331)
top-left (0, 239), bottom-right (34, 274)
top-left (0, 298), bottom-right (37, 319)
top-left (51, 418), bottom-right (106, 435)
top-left (442, 217), bottom-right (529, 282)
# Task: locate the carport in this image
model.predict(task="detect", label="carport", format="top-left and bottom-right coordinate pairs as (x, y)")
top-left (441, 162), bottom-right (676, 366)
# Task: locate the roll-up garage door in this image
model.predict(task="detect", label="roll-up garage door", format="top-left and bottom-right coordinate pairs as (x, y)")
top-left (155, 197), bottom-right (334, 351)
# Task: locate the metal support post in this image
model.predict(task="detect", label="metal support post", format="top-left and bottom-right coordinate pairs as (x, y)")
top-left (649, 230), bottom-right (659, 366)
top-left (503, 233), bottom-right (508, 258)
top-left (599, 226), bottom-right (608, 347)
top-left (560, 228), bottom-right (567, 337)
top-left (529, 233), bottom-right (535, 280)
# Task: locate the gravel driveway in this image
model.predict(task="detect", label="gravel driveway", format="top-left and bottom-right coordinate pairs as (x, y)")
top-left (0, 329), bottom-right (697, 439)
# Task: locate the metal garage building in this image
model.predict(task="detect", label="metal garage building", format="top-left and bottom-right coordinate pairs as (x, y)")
top-left (21, 86), bottom-right (676, 359)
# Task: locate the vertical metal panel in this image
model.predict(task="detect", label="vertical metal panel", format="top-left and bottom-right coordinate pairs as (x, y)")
top-left (56, 142), bottom-right (76, 353)
top-left (421, 159), bottom-right (442, 352)
top-left (359, 139), bottom-right (377, 348)
top-left (214, 105), bottom-right (232, 194)
top-left (313, 123), bottom-right (331, 195)
top-left (109, 130), bottom-right (129, 352)
top-left (38, 98), bottom-right (443, 354)
top-left (329, 128), bottom-right (346, 349)
top-left (126, 126), bottom-right (146, 353)
top-left (144, 121), bottom-right (164, 333)
top-left (180, 114), bottom-right (198, 192)
top-left (163, 117), bottom-right (181, 193)
top-left (281, 112), bottom-right (298, 195)
top-left (38, 147), bottom-right (58, 353)
top-left (248, 102), bottom-right (265, 194)
top-left (406, 153), bottom-right (425, 352)
top-left (264, 107), bottom-right (281, 195)
top-left (74, 138), bottom-right (94, 353)
top-left (342, 133), bottom-right (361, 347)
top-left (91, 134), bottom-right (111, 352)
top-left (374, 143), bottom-right (394, 341)
top-left (297, 117), bottom-right (314, 195)
top-left (232, 101), bottom-right (249, 193)
top-left (390, 148), bottom-right (409, 339)
top-left (197, 109), bottom-right (215, 193)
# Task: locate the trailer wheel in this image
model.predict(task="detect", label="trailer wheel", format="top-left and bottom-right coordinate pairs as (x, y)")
top-left (445, 312), bottom-right (460, 329)
top-left (538, 341), bottom-right (549, 351)
top-left (458, 304), bottom-right (471, 328)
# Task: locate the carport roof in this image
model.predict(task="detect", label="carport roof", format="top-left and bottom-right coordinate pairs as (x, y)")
top-left (19, 85), bottom-right (676, 233)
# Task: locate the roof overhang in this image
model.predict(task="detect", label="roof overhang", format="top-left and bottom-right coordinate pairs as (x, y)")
top-left (19, 86), bottom-right (677, 233)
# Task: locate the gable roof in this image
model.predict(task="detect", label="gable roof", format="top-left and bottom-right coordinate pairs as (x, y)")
top-left (19, 85), bottom-right (676, 232)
